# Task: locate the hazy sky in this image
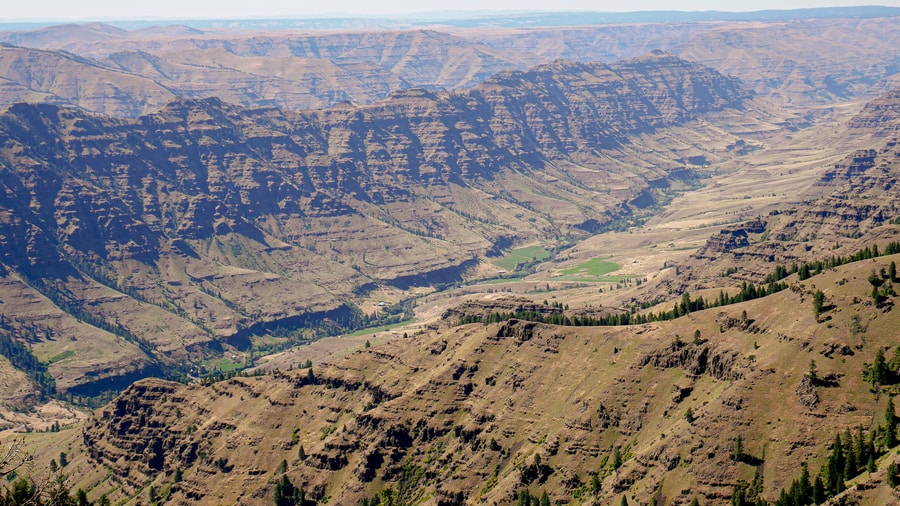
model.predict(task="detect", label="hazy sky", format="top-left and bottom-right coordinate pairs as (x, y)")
top-left (7, 0), bottom-right (900, 20)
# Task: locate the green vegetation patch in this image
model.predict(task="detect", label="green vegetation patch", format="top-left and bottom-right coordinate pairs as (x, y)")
top-left (200, 356), bottom-right (247, 374)
top-left (560, 258), bottom-right (620, 277)
top-left (47, 350), bottom-right (75, 364)
top-left (494, 246), bottom-right (551, 271)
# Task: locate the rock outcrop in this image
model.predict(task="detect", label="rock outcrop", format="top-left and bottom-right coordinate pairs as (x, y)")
top-left (0, 53), bottom-right (748, 393)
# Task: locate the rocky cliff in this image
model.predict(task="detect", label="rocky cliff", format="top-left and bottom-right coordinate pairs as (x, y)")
top-left (0, 53), bottom-right (748, 395)
top-left (3, 16), bottom-right (899, 115)
top-left (72, 257), bottom-right (900, 504)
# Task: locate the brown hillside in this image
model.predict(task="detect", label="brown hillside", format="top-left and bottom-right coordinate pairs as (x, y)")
top-left (0, 53), bottom-right (750, 395)
top-left (64, 255), bottom-right (900, 505)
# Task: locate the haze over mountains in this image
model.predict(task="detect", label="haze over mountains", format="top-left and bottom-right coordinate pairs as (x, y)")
top-left (2, 7), bottom-right (900, 506)
top-left (2, 12), bottom-right (900, 117)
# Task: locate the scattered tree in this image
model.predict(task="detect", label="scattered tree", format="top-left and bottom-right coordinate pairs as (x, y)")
top-left (813, 290), bottom-right (825, 316)
top-left (591, 473), bottom-right (601, 494)
top-left (733, 435), bottom-right (744, 461)
top-left (273, 475), bottom-right (304, 506)
top-left (885, 397), bottom-right (897, 449)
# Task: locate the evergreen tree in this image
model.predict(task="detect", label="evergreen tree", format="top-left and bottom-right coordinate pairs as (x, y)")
top-left (813, 290), bottom-right (825, 316)
top-left (591, 473), bottom-right (601, 493)
top-left (539, 490), bottom-right (550, 506)
top-left (854, 426), bottom-right (866, 468)
top-left (886, 397), bottom-right (898, 449)
top-left (799, 462), bottom-right (812, 502)
top-left (844, 428), bottom-right (856, 476)
top-left (612, 446), bottom-right (622, 470)
top-left (517, 489), bottom-right (532, 506)
top-left (812, 475), bottom-right (826, 504)
top-left (889, 461), bottom-right (899, 487)
top-left (273, 475), bottom-right (303, 506)
top-left (733, 435), bottom-right (744, 461)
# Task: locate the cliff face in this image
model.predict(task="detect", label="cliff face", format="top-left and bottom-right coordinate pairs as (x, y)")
top-left (3, 17), bottom-right (898, 115)
top-left (0, 53), bottom-right (748, 394)
top-left (682, 88), bottom-right (900, 288)
top-left (0, 29), bottom-right (529, 116)
top-left (74, 259), bottom-right (900, 504)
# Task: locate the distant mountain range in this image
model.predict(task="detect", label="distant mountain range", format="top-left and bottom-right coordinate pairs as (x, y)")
top-left (0, 52), bottom-right (748, 397)
top-left (3, 6), bottom-right (900, 31)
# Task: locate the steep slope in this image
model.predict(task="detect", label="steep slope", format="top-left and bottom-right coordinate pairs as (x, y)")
top-left (686, 88), bottom-right (900, 285)
top-left (0, 45), bottom-right (176, 117)
top-left (69, 254), bottom-right (900, 505)
top-left (3, 16), bottom-right (900, 114)
top-left (0, 28), bottom-right (532, 115)
top-left (469, 17), bottom-right (900, 105)
top-left (0, 53), bottom-right (750, 395)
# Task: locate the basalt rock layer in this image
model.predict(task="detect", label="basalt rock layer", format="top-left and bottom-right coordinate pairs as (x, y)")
top-left (74, 257), bottom-right (900, 504)
top-left (0, 53), bottom-right (748, 394)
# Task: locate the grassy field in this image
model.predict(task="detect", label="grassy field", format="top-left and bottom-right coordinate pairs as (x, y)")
top-left (201, 356), bottom-right (246, 373)
top-left (560, 257), bottom-right (620, 277)
top-left (494, 246), bottom-right (551, 271)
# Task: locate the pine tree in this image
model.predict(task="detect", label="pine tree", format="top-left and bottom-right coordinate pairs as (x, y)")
top-left (812, 475), bottom-right (826, 504)
top-left (517, 489), bottom-right (532, 506)
top-left (612, 446), bottom-right (622, 470)
top-left (539, 490), bottom-right (550, 506)
top-left (886, 397), bottom-right (898, 449)
top-left (591, 473), bottom-right (601, 493)
top-left (889, 461), bottom-right (899, 487)
top-left (854, 426), bottom-right (866, 467)
top-left (799, 462), bottom-right (812, 502)
top-left (813, 290), bottom-right (825, 316)
top-left (274, 475), bottom-right (303, 506)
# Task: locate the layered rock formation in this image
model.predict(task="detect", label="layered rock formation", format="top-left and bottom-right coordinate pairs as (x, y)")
top-left (74, 257), bottom-right (900, 504)
top-left (2, 16), bottom-right (899, 115)
top-left (0, 53), bottom-right (748, 394)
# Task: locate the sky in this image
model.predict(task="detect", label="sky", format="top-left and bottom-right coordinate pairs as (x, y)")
top-left (6, 0), bottom-right (900, 21)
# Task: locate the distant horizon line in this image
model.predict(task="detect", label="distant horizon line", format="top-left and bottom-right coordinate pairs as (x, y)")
top-left (2, 5), bottom-right (900, 23)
